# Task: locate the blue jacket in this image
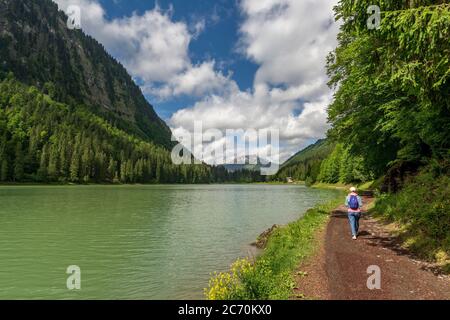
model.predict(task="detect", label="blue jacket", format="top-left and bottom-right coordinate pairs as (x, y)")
top-left (345, 192), bottom-right (362, 212)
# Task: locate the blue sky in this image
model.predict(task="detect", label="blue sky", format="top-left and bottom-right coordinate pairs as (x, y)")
top-left (55, 0), bottom-right (340, 163)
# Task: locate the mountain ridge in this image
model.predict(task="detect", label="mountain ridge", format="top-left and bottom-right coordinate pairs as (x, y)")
top-left (272, 139), bottom-right (334, 183)
top-left (0, 0), bottom-right (173, 148)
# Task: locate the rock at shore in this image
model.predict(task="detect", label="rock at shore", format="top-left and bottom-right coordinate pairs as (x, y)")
top-left (251, 224), bottom-right (279, 249)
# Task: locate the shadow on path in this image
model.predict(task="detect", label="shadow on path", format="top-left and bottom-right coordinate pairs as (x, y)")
top-left (323, 196), bottom-right (449, 300)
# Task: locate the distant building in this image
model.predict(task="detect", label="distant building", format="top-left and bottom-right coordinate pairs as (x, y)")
top-left (286, 177), bottom-right (294, 183)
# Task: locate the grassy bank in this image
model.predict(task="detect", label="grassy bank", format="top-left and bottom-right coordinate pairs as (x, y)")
top-left (370, 167), bottom-right (450, 273)
top-left (205, 196), bottom-right (343, 300)
top-left (311, 182), bottom-right (349, 190)
top-left (311, 181), bottom-right (374, 191)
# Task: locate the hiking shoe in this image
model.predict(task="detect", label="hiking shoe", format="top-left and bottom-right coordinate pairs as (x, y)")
top-left (352, 235), bottom-right (357, 240)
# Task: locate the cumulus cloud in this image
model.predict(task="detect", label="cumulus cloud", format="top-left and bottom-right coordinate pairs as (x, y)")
top-left (53, 0), bottom-right (228, 98)
top-left (170, 86), bottom-right (333, 164)
top-left (53, 0), bottom-right (340, 166)
top-left (170, 0), bottom-right (339, 163)
top-left (239, 0), bottom-right (337, 87)
top-left (144, 61), bottom-right (238, 99)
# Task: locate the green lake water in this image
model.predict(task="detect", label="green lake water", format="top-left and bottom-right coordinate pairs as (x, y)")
top-left (0, 184), bottom-right (340, 299)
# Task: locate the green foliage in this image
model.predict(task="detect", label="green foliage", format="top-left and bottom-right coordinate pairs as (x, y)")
top-left (205, 259), bottom-right (254, 300)
top-left (0, 0), bottom-right (266, 184)
top-left (318, 143), bottom-right (374, 184)
top-left (318, 144), bottom-right (343, 183)
top-left (0, 0), bottom-right (174, 148)
top-left (272, 139), bottom-right (334, 183)
top-left (205, 198), bottom-right (342, 300)
top-left (328, 1), bottom-right (450, 174)
top-left (0, 77), bottom-right (256, 184)
top-left (275, 139), bottom-right (373, 185)
top-left (371, 165), bottom-right (450, 269)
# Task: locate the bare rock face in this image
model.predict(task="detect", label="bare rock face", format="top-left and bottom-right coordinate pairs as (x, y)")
top-left (0, 0), bottom-right (173, 148)
top-left (251, 224), bottom-right (279, 249)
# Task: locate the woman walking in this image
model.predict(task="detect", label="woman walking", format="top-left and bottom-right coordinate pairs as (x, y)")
top-left (345, 187), bottom-right (363, 240)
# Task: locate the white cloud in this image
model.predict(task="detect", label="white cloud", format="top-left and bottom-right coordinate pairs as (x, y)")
top-left (240, 0), bottom-right (337, 87)
top-left (53, 0), bottom-right (227, 98)
top-left (170, 0), bottom-right (339, 163)
top-left (191, 19), bottom-right (206, 39)
top-left (145, 61), bottom-right (238, 99)
top-left (170, 87), bottom-right (333, 163)
top-left (53, 0), bottom-right (340, 165)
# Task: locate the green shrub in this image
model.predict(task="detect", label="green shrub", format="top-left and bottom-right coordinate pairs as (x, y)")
top-left (372, 167), bottom-right (450, 267)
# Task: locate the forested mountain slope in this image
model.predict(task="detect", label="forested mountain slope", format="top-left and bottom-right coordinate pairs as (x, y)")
top-left (0, 76), bottom-right (211, 183)
top-left (0, 0), bottom-right (173, 148)
top-left (0, 0), bottom-right (260, 183)
top-left (272, 139), bottom-right (334, 184)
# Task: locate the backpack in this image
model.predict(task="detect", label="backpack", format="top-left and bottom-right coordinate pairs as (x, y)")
top-left (349, 195), bottom-right (359, 210)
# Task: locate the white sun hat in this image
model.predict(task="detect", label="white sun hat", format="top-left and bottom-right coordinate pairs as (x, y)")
top-left (350, 187), bottom-right (357, 192)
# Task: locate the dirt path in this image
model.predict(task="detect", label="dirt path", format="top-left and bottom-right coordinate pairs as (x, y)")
top-left (294, 196), bottom-right (450, 300)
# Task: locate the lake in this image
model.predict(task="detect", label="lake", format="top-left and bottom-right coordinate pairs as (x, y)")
top-left (0, 184), bottom-right (340, 299)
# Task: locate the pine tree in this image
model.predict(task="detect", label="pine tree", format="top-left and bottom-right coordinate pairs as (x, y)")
top-left (120, 160), bottom-right (127, 183)
top-left (47, 144), bottom-right (59, 181)
top-left (13, 142), bottom-right (25, 181)
top-left (37, 145), bottom-right (48, 182)
top-left (1, 159), bottom-right (8, 181)
top-left (69, 150), bottom-right (80, 182)
top-left (107, 157), bottom-right (116, 182)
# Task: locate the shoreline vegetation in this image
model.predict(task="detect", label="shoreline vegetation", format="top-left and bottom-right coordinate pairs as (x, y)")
top-left (369, 168), bottom-right (450, 273)
top-left (0, 180), bottom-right (306, 187)
top-left (204, 194), bottom-right (344, 300)
top-left (206, 170), bottom-right (450, 300)
top-left (0, 0), bottom-right (448, 300)
top-left (202, 182), bottom-right (362, 300)
top-left (0, 181), bottom-right (301, 187)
